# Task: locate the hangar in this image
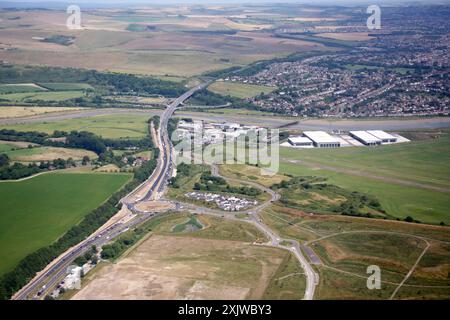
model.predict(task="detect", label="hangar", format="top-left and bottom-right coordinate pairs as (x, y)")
top-left (367, 130), bottom-right (398, 143)
top-left (303, 131), bottom-right (341, 148)
top-left (349, 131), bottom-right (382, 146)
top-left (288, 136), bottom-right (314, 147)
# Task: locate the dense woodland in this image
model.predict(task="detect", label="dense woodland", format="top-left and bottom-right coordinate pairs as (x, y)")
top-left (0, 64), bottom-right (186, 99)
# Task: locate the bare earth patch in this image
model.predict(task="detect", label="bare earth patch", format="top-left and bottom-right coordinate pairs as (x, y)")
top-left (135, 201), bottom-right (175, 213)
top-left (72, 235), bottom-right (286, 300)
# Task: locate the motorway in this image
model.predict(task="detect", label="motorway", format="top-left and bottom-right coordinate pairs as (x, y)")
top-left (12, 82), bottom-right (210, 300)
top-left (12, 79), bottom-right (320, 300)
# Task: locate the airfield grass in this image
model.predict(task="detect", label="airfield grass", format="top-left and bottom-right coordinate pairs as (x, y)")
top-left (280, 134), bottom-right (450, 189)
top-left (1, 114), bottom-right (150, 139)
top-left (0, 172), bottom-right (132, 276)
top-left (280, 161), bottom-right (450, 225)
top-left (207, 81), bottom-right (276, 99)
top-left (280, 134), bottom-right (450, 225)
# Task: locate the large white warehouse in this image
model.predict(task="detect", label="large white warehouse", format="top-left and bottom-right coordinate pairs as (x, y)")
top-left (303, 131), bottom-right (341, 148)
top-left (367, 130), bottom-right (398, 143)
top-left (349, 131), bottom-right (382, 146)
top-left (288, 136), bottom-right (314, 147)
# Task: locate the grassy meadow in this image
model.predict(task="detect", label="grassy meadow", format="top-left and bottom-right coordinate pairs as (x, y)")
top-left (1, 114), bottom-right (151, 139)
top-left (5, 146), bottom-right (97, 162)
top-left (279, 134), bottom-right (450, 225)
top-left (0, 172), bottom-right (132, 276)
top-left (280, 134), bottom-right (450, 189)
top-left (261, 206), bottom-right (450, 299)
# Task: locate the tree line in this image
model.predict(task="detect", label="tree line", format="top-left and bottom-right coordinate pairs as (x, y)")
top-left (0, 158), bottom-right (78, 180)
top-left (0, 64), bottom-right (186, 98)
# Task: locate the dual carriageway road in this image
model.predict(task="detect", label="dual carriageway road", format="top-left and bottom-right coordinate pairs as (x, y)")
top-left (13, 81), bottom-right (319, 300)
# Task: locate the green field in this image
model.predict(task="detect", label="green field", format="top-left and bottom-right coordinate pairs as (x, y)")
top-left (0, 91), bottom-right (85, 102)
top-left (0, 172), bottom-right (131, 276)
top-left (147, 213), bottom-right (268, 243)
top-left (0, 143), bottom-right (17, 153)
top-left (1, 114), bottom-right (151, 139)
top-left (4, 146), bottom-right (97, 162)
top-left (0, 84), bottom-right (45, 94)
top-left (38, 83), bottom-right (94, 91)
top-left (171, 215), bottom-right (203, 233)
top-left (280, 161), bottom-right (450, 225)
top-left (281, 134), bottom-right (450, 189)
top-left (279, 135), bottom-right (450, 225)
top-left (208, 81), bottom-right (276, 99)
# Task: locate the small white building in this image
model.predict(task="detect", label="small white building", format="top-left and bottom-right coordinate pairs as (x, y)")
top-left (303, 131), bottom-right (341, 148)
top-left (366, 130), bottom-right (398, 144)
top-left (221, 122), bottom-right (241, 131)
top-left (288, 136), bottom-right (314, 147)
top-left (178, 120), bottom-right (202, 132)
top-left (350, 131), bottom-right (382, 146)
top-left (203, 129), bottom-right (224, 143)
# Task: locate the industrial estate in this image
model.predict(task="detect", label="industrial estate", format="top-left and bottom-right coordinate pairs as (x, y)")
top-left (0, 0), bottom-right (449, 304)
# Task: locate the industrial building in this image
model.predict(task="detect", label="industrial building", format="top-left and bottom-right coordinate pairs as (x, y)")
top-left (367, 130), bottom-right (398, 144)
top-left (281, 130), bottom-right (407, 149)
top-left (349, 131), bottom-right (382, 146)
top-left (288, 136), bottom-right (314, 147)
top-left (303, 131), bottom-right (341, 148)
